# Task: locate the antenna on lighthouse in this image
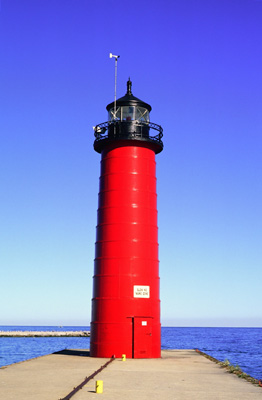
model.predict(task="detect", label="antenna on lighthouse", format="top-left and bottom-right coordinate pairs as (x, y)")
top-left (109, 53), bottom-right (120, 120)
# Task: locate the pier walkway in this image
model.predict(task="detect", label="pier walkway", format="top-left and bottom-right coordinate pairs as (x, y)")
top-left (0, 350), bottom-right (261, 399)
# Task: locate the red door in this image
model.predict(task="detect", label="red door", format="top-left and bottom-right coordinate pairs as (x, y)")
top-left (133, 317), bottom-right (153, 358)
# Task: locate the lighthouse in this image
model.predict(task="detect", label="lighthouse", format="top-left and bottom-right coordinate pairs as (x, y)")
top-left (90, 79), bottom-right (163, 358)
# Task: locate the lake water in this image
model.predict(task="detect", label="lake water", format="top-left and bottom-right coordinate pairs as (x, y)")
top-left (0, 326), bottom-right (261, 380)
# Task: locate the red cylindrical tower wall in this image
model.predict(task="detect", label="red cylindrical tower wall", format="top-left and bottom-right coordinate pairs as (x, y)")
top-left (90, 142), bottom-right (161, 358)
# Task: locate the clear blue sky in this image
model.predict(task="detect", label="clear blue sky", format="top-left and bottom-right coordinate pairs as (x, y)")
top-left (0, 0), bottom-right (261, 327)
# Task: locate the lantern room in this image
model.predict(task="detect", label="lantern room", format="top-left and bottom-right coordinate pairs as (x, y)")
top-left (93, 79), bottom-right (163, 154)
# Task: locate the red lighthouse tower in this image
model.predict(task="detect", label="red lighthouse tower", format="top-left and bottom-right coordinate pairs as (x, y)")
top-left (90, 79), bottom-right (163, 358)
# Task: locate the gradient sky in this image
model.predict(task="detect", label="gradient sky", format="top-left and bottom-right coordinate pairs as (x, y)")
top-left (0, 0), bottom-right (261, 327)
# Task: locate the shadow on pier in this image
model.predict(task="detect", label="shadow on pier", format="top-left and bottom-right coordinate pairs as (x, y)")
top-left (53, 349), bottom-right (90, 357)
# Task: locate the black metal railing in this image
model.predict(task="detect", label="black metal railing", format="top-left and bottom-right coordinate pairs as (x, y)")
top-left (94, 120), bottom-right (163, 145)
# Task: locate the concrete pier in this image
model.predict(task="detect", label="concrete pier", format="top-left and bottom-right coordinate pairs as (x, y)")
top-left (0, 350), bottom-right (261, 399)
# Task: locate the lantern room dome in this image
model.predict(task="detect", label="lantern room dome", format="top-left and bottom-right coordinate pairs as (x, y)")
top-left (106, 79), bottom-right (151, 123)
top-left (106, 78), bottom-right (152, 112)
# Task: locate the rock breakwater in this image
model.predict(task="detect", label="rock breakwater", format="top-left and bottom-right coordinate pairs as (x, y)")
top-left (0, 331), bottom-right (90, 337)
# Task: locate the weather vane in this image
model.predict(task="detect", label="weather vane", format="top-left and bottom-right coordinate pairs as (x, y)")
top-left (109, 53), bottom-right (120, 119)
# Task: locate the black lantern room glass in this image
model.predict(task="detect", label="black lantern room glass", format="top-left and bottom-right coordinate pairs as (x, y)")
top-left (108, 106), bottom-right (150, 122)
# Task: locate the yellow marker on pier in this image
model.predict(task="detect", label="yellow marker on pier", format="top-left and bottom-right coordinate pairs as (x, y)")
top-left (96, 380), bottom-right (103, 393)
